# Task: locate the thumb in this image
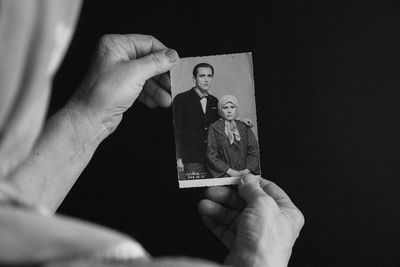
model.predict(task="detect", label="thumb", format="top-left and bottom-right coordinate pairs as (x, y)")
top-left (129, 49), bottom-right (178, 84)
top-left (238, 174), bottom-right (267, 204)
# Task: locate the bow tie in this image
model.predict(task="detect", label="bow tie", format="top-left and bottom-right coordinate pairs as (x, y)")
top-left (200, 96), bottom-right (207, 99)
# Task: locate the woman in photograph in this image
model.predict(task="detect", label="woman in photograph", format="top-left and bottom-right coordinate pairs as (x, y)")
top-left (207, 95), bottom-right (261, 178)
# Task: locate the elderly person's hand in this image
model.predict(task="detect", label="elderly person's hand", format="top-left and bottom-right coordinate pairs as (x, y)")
top-left (69, 34), bottom-right (178, 138)
top-left (7, 34), bottom-right (178, 211)
top-left (199, 175), bottom-right (304, 267)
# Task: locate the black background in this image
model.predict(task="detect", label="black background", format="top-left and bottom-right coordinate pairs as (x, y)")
top-left (54, 1), bottom-right (400, 266)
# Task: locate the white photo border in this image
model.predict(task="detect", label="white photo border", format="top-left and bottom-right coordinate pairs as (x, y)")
top-left (171, 53), bottom-right (261, 188)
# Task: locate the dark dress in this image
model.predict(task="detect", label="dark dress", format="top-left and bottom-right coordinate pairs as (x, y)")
top-left (206, 119), bottom-right (261, 177)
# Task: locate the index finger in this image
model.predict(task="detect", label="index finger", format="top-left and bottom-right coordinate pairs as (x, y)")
top-left (128, 34), bottom-right (168, 58)
top-left (98, 34), bottom-right (168, 62)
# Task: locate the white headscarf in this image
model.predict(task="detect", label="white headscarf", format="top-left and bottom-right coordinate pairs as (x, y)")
top-left (0, 0), bottom-right (82, 178)
top-left (218, 95), bottom-right (241, 145)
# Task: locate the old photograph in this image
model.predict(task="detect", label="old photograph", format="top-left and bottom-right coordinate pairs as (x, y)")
top-left (171, 53), bottom-right (261, 188)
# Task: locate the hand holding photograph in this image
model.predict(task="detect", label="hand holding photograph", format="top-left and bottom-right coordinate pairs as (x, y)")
top-left (171, 53), bottom-right (261, 188)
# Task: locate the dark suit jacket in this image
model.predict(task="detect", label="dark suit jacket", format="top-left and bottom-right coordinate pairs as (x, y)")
top-left (207, 119), bottom-right (261, 177)
top-left (173, 88), bottom-right (219, 164)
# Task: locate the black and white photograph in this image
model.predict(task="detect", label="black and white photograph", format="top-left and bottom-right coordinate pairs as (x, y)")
top-left (4, 1), bottom-right (400, 266)
top-left (171, 53), bottom-right (261, 188)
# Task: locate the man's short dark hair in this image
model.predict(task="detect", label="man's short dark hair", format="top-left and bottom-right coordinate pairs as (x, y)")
top-left (193, 63), bottom-right (214, 77)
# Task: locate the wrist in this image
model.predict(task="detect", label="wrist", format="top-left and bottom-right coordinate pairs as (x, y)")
top-left (69, 83), bottom-right (124, 140)
top-left (63, 99), bottom-right (109, 147)
top-left (228, 249), bottom-right (291, 267)
top-left (256, 251), bottom-right (291, 267)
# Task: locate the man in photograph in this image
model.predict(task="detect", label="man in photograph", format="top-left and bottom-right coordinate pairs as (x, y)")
top-left (173, 63), bottom-right (219, 180)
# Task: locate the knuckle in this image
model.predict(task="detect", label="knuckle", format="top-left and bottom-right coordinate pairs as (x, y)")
top-left (97, 34), bottom-right (119, 59)
top-left (291, 209), bottom-right (305, 237)
top-left (146, 34), bottom-right (155, 41)
top-left (99, 34), bottom-right (115, 46)
top-left (146, 34), bottom-right (158, 45)
top-left (135, 34), bottom-right (155, 45)
top-left (296, 209), bottom-right (305, 228)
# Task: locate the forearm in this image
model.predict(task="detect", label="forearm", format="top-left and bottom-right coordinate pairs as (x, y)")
top-left (8, 100), bottom-right (108, 212)
top-left (0, 205), bottom-right (147, 265)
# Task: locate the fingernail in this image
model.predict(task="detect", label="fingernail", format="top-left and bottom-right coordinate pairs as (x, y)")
top-left (165, 49), bottom-right (178, 63)
top-left (241, 174), bottom-right (257, 184)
